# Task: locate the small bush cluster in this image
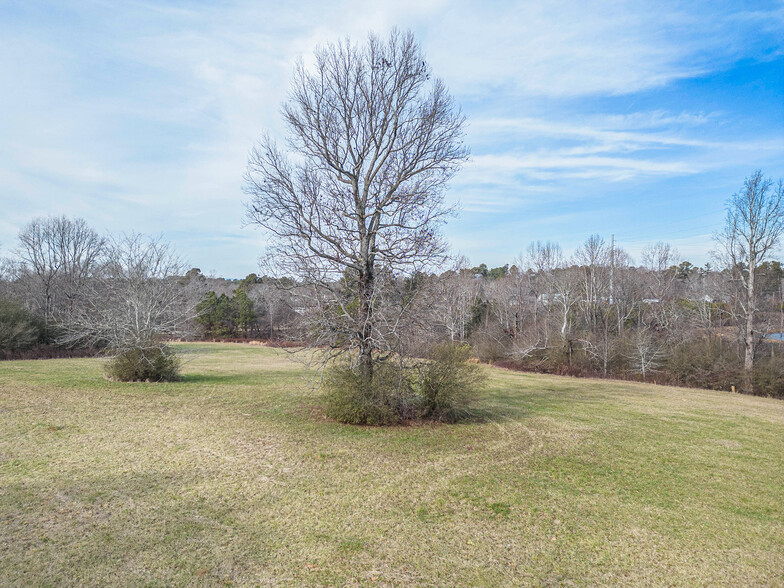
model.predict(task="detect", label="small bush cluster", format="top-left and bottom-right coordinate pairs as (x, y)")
top-left (105, 345), bottom-right (181, 382)
top-left (323, 343), bottom-right (487, 425)
top-left (666, 340), bottom-right (742, 391)
top-left (751, 355), bottom-right (784, 399)
top-left (0, 298), bottom-right (44, 353)
top-left (415, 343), bottom-right (486, 422)
top-left (323, 361), bottom-right (405, 426)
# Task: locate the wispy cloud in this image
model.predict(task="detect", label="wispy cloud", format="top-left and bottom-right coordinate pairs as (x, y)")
top-left (423, 1), bottom-right (784, 97)
top-left (1, 0), bottom-right (782, 275)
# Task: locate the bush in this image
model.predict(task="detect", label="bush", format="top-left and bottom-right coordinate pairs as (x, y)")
top-left (666, 339), bottom-right (741, 391)
top-left (414, 343), bottom-right (486, 422)
top-left (323, 345), bottom-right (486, 425)
top-left (752, 355), bottom-right (784, 398)
top-left (469, 324), bottom-right (509, 362)
top-left (105, 345), bottom-right (181, 382)
top-left (323, 360), bottom-right (407, 425)
top-left (0, 299), bottom-right (44, 353)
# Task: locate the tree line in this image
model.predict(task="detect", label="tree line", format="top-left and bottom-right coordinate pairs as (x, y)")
top-left (0, 224), bottom-right (300, 359)
top-left (407, 236), bottom-right (784, 396)
top-left (3, 215), bottom-right (783, 396)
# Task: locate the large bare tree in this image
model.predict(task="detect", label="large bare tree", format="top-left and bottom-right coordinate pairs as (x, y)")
top-left (715, 170), bottom-right (784, 391)
top-left (16, 216), bottom-right (105, 337)
top-left (244, 30), bottom-right (468, 386)
top-left (59, 234), bottom-right (194, 358)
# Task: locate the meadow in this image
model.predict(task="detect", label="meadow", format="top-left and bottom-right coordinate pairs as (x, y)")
top-left (1, 343), bottom-right (782, 586)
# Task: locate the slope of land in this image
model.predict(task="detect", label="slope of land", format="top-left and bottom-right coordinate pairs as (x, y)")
top-left (1, 343), bottom-right (782, 586)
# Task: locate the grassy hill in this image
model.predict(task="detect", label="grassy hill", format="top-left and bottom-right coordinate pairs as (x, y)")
top-left (1, 343), bottom-right (782, 586)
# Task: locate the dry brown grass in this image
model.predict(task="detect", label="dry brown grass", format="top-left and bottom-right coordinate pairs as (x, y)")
top-left (1, 342), bottom-right (782, 586)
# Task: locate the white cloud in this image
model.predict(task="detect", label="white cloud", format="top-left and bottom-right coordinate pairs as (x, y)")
top-left (1, 0), bottom-right (782, 275)
top-left (457, 150), bottom-right (697, 190)
top-left (456, 112), bottom-right (784, 196)
top-left (420, 1), bottom-right (782, 98)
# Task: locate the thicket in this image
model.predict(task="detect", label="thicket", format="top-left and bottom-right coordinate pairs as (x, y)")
top-left (0, 298), bottom-right (44, 354)
top-left (323, 360), bottom-right (405, 426)
top-left (414, 343), bottom-right (485, 422)
top-left (323, 343), bottom-right (486, 425)
top-left (0, 297), bottom-right (97, 360)
top-left (418, 237), bottom-right (784, 398)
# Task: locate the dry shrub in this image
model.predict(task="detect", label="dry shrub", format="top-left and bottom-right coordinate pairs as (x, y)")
top-left (752, 355), bottom-right (784, 398)
top-left (105, 345), bottom-right (181, 382)
top-left (666, 340), bottom-right (741, 391)
top-left (468, 324), bottom-right (509, 362)
top-left (414, 343), bottom-right (486, 422)
top-left (0, 298), bottom-right (43, 352)
top-left (322, 360), bottom-right (408, 426)
top-left (323, 344), bottom-right (487, 425)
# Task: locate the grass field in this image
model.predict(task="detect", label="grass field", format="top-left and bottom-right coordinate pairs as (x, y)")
top-left (1, 343), bottom-right (783, 586)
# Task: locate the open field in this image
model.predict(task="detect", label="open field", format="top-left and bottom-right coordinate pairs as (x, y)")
top-left (1, 343), bottom-right (783, 586)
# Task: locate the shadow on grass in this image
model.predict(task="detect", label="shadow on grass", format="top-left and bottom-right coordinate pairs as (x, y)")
top-left (459, 406), bottom-right (522, 424)
top-left (179, 373), bottom-right (252, 385)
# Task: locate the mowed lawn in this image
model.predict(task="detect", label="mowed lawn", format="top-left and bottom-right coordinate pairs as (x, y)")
top-left (1, 344), bottom-right (783, 587)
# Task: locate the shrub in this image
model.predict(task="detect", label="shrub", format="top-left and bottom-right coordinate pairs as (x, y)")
top-left (469, 323), bottom-right (509, 362)
top-left (666, 339), bottom-right (741, 391)
top-left (752, 356), bottom-right (784, 398)
top-left (322, 360), bottom-right (409, 425)
top-left (105, 345), bottom-right (181, 382)
top-left (323, 345), bottom-right (486, 425)
top-left (414, 343), bottom-right (486, 422)
top-left (0, 299), bottom-right (44, 353)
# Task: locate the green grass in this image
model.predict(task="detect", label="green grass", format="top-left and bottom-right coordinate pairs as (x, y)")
top-left (1, 342), bottom-right (783, 586)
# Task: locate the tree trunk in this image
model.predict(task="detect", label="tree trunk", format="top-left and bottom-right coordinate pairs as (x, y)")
top-left (357, 261), bottom-right (375, 392)
top-left (561, 303), bottom-right (568, 341)
top-left (744, 262), bottom-right (755, 393)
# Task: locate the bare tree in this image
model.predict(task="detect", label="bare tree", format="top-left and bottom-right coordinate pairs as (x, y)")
top-left (433, 258), bottom-right (480, 343)
top-left (503, 242), bottom-right (564, 359)
top-left (611, 255), bottom-right (641, 337)
top-left (0, 245), bottom-right (14, 300)
top-left (641, 241), bottom-right (678, 284)
top-left (243, 30), bottom-right (468, 387)
top-left (59, 234), bottom-right (194, 358)
top-left (641, 241), bottom-right (681, 336)
top-left (575, 235), bottom-right (611, 331)
top-left (714, 171), bottom-right (784, 390)
top-left (527, 241), bottom-right (562, 342)
top-left (506, 257), bottom-right (530, 341)
top-left (16, 216), bottom-right (105, 336)
top-left (251, 279), bottom-right (295, 339)
top-left (626, 325), bottom-right (665, 379)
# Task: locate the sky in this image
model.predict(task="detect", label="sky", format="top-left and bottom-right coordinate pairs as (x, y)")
top-left (1, 0), bottom-right (783, 278)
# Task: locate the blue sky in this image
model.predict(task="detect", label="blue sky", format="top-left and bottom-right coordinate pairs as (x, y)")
top-left (1, 0), bottom-right (782, 277)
